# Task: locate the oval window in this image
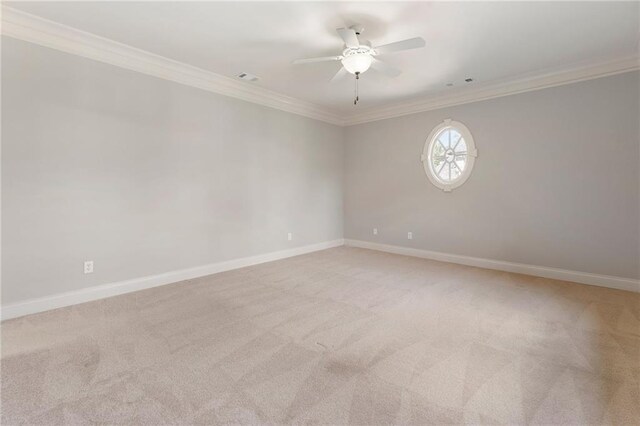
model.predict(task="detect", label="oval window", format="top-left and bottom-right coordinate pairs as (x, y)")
top-left (422, 119), bottom-right (477, 192)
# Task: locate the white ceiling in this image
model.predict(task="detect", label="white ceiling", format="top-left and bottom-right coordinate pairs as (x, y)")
top-left (7, 1), bottom-right (640, 115)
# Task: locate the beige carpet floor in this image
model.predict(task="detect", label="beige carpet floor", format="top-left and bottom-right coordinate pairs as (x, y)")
top-left (1, 246), bottom-right (639, 425)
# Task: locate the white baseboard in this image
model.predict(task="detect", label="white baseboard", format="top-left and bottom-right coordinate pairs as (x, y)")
top-left (345, 239), bottom-right (640, 293)
top-left (1, 239), bottom-right (345, 321)
top-left (4, 237), bottom-right (636, 321)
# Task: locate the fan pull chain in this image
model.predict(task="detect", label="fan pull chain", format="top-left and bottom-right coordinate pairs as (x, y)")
top-left (354, 72), bottom-right (360, 105)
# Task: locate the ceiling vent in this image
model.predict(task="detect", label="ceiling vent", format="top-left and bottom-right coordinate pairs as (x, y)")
top-left (237, 72), bottom-right (259, 82)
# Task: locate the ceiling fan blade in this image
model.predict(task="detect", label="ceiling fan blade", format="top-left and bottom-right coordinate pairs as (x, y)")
top-left (330, 67), bottom-right (349, 82)
top-left (371, 58), bottom-right (402, 77)
top-left (373, 37), bottom-right (425, 55)
top-left (292, 56), bottom-right (342, 64)
top-left (336, 27), bottom-right (359, 48)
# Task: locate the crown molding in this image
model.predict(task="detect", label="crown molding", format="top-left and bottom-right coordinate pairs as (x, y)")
top-left (2, 5), bottom-right (638, 128)
top-left (345, 55), bottom-right (640, 126)
top-left (1, 6), bottom-right (346, 126)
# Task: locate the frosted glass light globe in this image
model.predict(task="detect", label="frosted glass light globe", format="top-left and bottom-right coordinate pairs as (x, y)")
top-left (341, 53), bottom-right (373, 74)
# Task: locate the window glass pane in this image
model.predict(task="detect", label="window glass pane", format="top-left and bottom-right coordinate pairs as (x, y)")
top-left (437, 130), bottom-right (450, 148)
top-left (439, 163), bottom-right (450, 180)
top-left (451, 163), bottom-right (461, 180)
top-left (455, 155), bottom-right (466, 172)
top-left (432, 141), bottom-right (445, 157)
top-left (450, 129), bottom-right (462, 147)
top-left (454, 138), bottom-right (467, 153)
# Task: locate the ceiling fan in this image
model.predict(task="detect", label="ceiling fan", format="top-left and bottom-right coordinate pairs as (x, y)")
top-left (292, 25), bottom-right (426, 104)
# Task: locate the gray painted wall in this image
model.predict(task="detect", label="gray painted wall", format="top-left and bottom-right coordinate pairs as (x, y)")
top-left (2, 38), bottom-right (344, 304)
top-left (345, 71), bottom-right (640, 280)
top-left (3, 36), bottom-right (639, 308)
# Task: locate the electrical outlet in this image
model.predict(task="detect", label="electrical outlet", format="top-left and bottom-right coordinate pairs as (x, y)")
top-left (84, 260), bottom-right (94, 274)
top-left (287, 232), bottom-right (292, 241)
top-left (373, 228), bottom-right (378, 235)
top-left (407, 232), bottom-right (413, 240)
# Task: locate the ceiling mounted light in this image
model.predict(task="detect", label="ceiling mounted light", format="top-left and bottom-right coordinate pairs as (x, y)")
top-left (341, 53), bottom-right (373, 74)
top-left (292, 24), bottom-right (426, 105)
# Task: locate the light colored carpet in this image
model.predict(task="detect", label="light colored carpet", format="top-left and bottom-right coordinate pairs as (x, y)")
top-left (1, 246), bottom-right (639, 425)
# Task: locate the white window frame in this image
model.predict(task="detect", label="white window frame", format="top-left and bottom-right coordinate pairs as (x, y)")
top-left (421, 119), bottom-right (478, 192)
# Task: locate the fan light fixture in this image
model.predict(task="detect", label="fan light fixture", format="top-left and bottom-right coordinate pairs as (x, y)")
top-left (292, 25), bottom-right (426, 105)
top-left (341, 53), bottom-right (373, 74)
